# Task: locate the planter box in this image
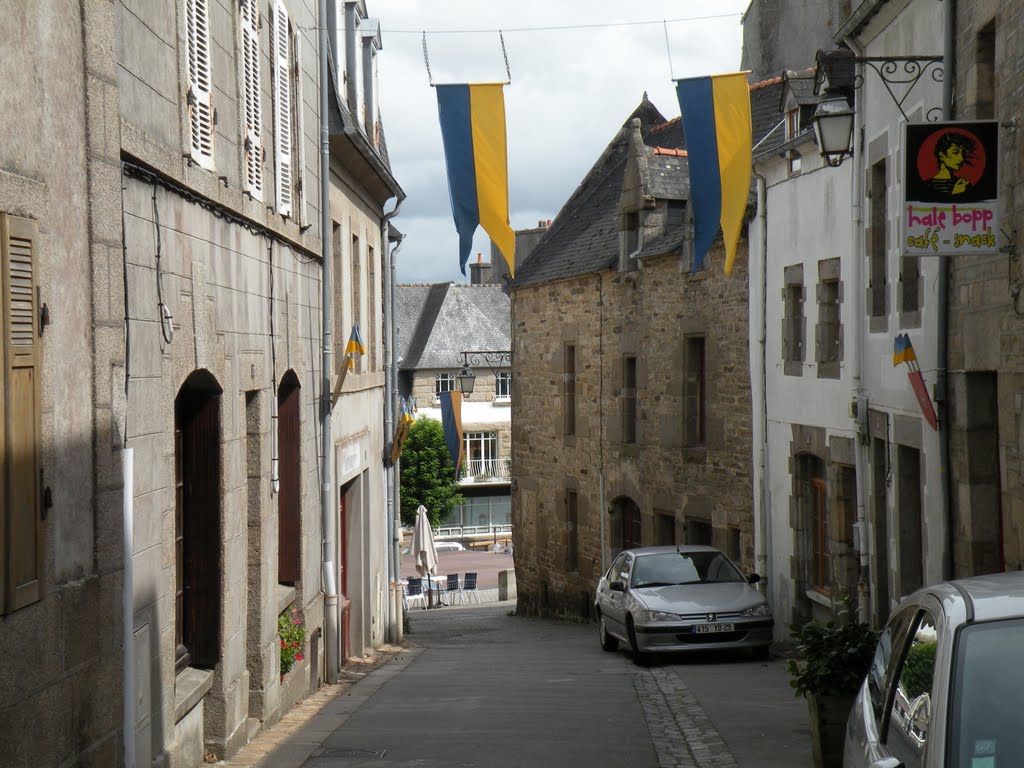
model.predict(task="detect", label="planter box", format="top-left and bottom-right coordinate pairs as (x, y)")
top-left (808, 693), bottom-right (854, 768)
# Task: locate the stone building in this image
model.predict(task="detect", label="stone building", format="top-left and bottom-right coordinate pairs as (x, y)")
top-left (0, 4), bottom-right (124, 766)
top-left (394, 280), bottom-right (512, 543)
top-left (2, 1), bottom-right (402, 766)
top-left (509, 97), bottom-right (757, 619)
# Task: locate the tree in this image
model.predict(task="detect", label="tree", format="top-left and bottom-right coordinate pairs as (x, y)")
top-left (399, 417), bottom-right (464, 527)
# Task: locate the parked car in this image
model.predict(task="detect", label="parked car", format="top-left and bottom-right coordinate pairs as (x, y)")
top-left (434, 541), bottom-right (466, 552)
top-left (594, 545), bottom-right (772, 665)
top-left (844, 571), bottom-right (1024, 768)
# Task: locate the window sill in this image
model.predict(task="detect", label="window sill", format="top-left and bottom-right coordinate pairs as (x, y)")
top-left (277, 584), bottom-right (297, 616)
top-left (174, 666), bottom-right (214, 723)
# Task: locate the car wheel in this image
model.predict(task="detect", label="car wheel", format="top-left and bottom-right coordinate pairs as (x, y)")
top-left (627, 616), bottom-right (648, 666)
top-left (598, 613), bottom-right (619, 652)
top-left (752, 644), bottom-right (771, 661)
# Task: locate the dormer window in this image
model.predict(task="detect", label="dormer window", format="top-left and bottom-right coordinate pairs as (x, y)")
top-left (786, 107), bottom-right (800, 141)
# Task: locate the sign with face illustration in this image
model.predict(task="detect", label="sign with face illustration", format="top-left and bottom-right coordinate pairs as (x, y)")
top-left (903, 121), bottom-right (998, 256)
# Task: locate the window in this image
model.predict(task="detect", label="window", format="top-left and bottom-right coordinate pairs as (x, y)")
top-left (494, 371), bottom-right (511, 400)
top-left (609, 497), bottom-right (640, 554)
top-left (869, 159), bottom-right (888, 319)
top-left (0, 214), bottom-right (42, 614)
top-left (566, 490), bottom-right (578, 572)
top-left (655, 512), bottom-right (675, 546)
top-left (332, 221), bottom-right (345, 372)
top-left (277, 372), bottom-right (301, 585)
top-left (900, 253), bottom-right (920, 317)
top-left (622, 355), bottom-right (637, 444)
top-left (435, 373), bottom-right (454, 398)
top-left (816, 258), bottom-right (841, 378)
top-left (292, 27), bottom-right (308, 226)
top-left (727, 526), bottom-right (741, 563)
top-left (563, 344), bottom-right (576, 437)
top-left (796, 453), bottom-right (827, 593)
top-left (464, 431), bottom-right (498, 478)
top-left (185, 0), bottom-right (215, 170)
top-left (683, 336), bottom-right (705, 446)
top-left (897, 445), bottom-right (923, 597)
top-left (272, 0), bottom-right (293, 217)
top-left (887, 611), bottom-right (937, 767)
top-left (240, 0), bottom-right (263, 199)
top-left (783, 265), bottom-right (805, 375)
top-left (785, 107), bottom-right (800, 141)
top-left (976, 21), bottom-right (996, 119)
top-left (174, 372), bottom-right (223, 672)
top-left (810, 477), bottom-right (828, 591)
top-left (685, 517), bottom-right (712, 546)
top-left (350, 233), bottom-right (361, 372)
top-left (367, 245), bottom-right (376, 370)
top-left (623, 210), bottom-right (639, 257)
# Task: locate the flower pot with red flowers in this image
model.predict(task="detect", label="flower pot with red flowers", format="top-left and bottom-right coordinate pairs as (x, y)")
top-left (279, 608), bottom-right (308, 677)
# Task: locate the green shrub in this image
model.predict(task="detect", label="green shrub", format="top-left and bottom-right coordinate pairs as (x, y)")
top-left (788, 613), bottom-right (879, 698)
top-left (900, 641), bottom-right (936, 700)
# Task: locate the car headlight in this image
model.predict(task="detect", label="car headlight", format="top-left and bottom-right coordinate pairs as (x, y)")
top-left (639, 609), bottom-right (679, 622)
top-left (741, 602), bottom-right (771, 617)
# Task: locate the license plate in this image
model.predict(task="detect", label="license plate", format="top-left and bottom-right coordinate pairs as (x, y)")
top-left (695, 622), bottom-right (734, 634)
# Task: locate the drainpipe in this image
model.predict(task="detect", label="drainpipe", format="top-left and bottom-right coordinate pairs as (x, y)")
top-left (841, 37), bottom-right (871, 624)
top-left (938, 0), bottom-right (955, 581)
top-left (318, 0), bottom-right (339, 683)
top-left (752, 170), bottom-right (770, 597)
top-left (382, 200), bottom-right (404, 644)
top-left (122, 448), bottom-right (135, 768)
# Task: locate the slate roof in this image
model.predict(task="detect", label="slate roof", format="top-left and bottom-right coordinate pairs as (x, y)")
top-left (513, 96), bottom-right (685, 288)
top-left (394, 283), bottom-right (511, 371)
top-left (750, 77), bottom-right (787, 155)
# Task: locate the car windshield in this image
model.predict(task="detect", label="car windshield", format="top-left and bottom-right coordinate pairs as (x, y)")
top-left (949, 617), bottom-right (1024, 766)
top-left (631, 551), bottom-right (744, 588)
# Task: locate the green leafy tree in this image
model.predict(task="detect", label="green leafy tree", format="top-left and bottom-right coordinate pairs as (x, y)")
top-left (399, 417), bottom-right (464, 527)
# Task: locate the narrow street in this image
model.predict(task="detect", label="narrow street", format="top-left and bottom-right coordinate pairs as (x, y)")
top-left (232, 604), bottom-right (813, 768)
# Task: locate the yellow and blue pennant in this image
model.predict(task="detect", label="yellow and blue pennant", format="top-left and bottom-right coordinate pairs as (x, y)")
top-left (435, 83), bottom-right (516, 277)
top-left (675, 72), bottom-right (752, 275)
top-left (345, 323), bottom-right (366, 371)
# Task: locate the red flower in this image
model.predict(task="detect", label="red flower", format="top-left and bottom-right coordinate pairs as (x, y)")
top-left (281, 640), bottom-right (286, 647)
top-left (296, 654), bottom-right (303, 662)
top-left (293, 642), bottom-right (299, 648)
top-left (293, 619), bottom-right (300, 625)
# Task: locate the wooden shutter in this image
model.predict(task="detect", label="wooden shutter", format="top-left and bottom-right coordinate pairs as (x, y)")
top-left (2, 214), bottom-right (42, 612)
top-left (277, 375), bottom-right (300, 584)
top-left (241, 0), bottom-right (263, 199)
top-left (273, 0), bottom-right (293, 217)
top-left (186, 0), bottom-right (215, 170)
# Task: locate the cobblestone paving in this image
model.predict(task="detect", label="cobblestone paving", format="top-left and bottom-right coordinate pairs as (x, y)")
top-left (635, 667), bottom-right (739, 768)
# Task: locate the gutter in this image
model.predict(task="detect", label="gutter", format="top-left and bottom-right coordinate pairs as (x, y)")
top-left (752, 171), bottom-right (771, 598)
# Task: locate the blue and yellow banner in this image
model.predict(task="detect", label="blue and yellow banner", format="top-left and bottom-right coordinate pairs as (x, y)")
top-left (436, 83), bottom-right (516, 277)
top-left (345, 323), bottom-right (366, 371)
top-left (390, 397), bottom-right (416, 465)
top-left (439, 391), bottom-right (464, 480)
top-left (893, 333), bottom-right (918, 365)
top-left (675, 72), bottom-right (752, 275)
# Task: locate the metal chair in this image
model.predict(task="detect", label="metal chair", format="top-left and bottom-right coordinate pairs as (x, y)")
top-left (404, 578), bottom-right (426, 610)
top-left (462, 572), bottom-right (480, 604)
top-left (446, 573), bottom-right (461, 604)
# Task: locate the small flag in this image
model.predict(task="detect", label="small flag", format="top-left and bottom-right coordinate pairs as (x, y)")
top-left (345, 323), bottom-right (366, 371)
top-left (892, 333), bottom-right (937, 431)
top-left (435, 83), bottom-right (516, 277)
top-left (390, 397), bottom-right (415, 465)
top-left (675, 72), bottom-right (752, 275)
top-left (439, 391), bottom-right (464, 480)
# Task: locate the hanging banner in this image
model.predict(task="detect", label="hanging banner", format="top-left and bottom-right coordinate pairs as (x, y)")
top-left (903, 121), bottom-right (999, 257)
top-left (893, 333), bottom-right (938, 431)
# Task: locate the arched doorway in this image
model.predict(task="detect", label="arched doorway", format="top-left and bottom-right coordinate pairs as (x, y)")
top-left (277, 371), bottom-right (301, 584)
top-left (174, 370), bottom-right (223, 672)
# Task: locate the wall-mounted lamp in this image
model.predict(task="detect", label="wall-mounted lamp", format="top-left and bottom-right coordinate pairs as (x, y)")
top-left (810, 48), bottom-right (944, 168)
top-left (456, 350), bottom-right (512, 399)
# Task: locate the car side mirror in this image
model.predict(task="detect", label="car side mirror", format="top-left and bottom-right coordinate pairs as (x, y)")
top-left (747, 573), bottom-right (761, 584)
top-left (610, 581), bottom-right (626, 593)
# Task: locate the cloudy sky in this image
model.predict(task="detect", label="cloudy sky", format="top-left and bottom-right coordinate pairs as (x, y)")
top-left (370, 1), bottom-right (752, 284)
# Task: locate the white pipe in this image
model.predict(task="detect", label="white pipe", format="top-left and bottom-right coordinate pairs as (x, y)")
top-left (319, 0), bottom-right (339, 682)
top-left (752, 171), bottom-right (770, 596)
top-left (122, 448), bottom-right (135, 768)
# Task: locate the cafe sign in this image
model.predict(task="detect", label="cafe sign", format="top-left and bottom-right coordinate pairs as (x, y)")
top-left (903, 121), bottom-right (999, 257)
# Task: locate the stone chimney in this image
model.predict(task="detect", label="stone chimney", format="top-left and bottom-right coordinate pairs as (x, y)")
top-left (469, 252), bottom-right (492, 285)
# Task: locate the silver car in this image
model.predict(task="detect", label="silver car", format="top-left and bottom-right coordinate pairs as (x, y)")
top-left (844, 571), bottom-right (1024, 768)
top-left (594, 545), bottom-right (773, 665)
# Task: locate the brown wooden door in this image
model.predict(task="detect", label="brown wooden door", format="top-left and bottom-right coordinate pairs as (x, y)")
top-left (278, 373), bottom-right (301, 583)
top-left (339, 490), bottom-right (350, 660)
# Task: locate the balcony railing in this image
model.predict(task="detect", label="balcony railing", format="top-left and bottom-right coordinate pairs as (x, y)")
top-left (464, 458), bottom-right (509, 482)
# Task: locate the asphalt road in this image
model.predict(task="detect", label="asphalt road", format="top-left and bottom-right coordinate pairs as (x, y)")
top-left (242, 603), bottom-right (814, 768)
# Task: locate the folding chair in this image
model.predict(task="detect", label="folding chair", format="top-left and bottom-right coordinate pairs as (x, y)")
top-left (404, 578), bottom-right (426, 610)
top-left (462, 572), bottom-right (480, 604)
top-left (446, 573), bottom-right (461, 604)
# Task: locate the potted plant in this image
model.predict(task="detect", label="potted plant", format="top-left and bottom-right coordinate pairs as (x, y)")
top-left (787, 608), bottom-right (879, 768)
top-left (279, 608), bottom-right (308, 679)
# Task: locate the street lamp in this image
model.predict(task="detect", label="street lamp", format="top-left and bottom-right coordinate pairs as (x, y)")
top-left (456, 350), bottom-right (512, 400)
top-left (810, 47), bottom-right (943, 168)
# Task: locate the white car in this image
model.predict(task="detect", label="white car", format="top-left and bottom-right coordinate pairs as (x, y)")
top-left (594, 545), bottom-right (772, 665)
top-left (844, 571), bottom-right (1024, 767)
top-left (434, 541), bottom-right (465, 552)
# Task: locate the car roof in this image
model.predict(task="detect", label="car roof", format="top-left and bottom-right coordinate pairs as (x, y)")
top-left (623, 545), bottom-right (722, 556)
top-left (924, 571), bottom-right (1024, 623)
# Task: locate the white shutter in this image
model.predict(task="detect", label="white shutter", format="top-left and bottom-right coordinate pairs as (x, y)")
top-left (186, 0), bottom-right (215, 170)
top-left (241, 0), bottom-right (263, 200)
top-left (273, 0), bottom-right (293, 218)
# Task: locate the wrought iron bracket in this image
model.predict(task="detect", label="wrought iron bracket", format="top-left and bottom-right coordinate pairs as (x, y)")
top-left (815, 49), bottom-right (944, 123)
top-left (459, 350), bottom-right (512, 374)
